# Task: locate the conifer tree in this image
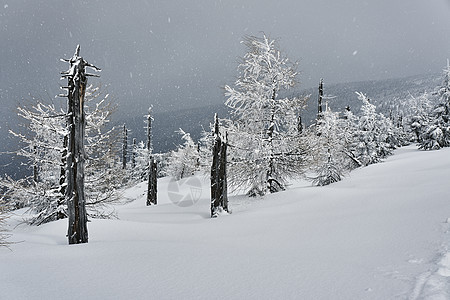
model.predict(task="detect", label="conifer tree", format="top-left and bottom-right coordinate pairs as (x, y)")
top-left (408, 92), bottom-right (433, 143)
top-left (352, 92), bottom-right (392, 166)
top-left (165, 129), bottom-right (200, 181)
top-left (340, 106), bottom-right (362, 169)
top-left (7, 101), bottom-right (68, 224)
top-left (311, 108), bottom-right (346, 186)
top-left (224, 34), bottom-right (307, 196)
top-left (419, 61), bottom-right (450, 150)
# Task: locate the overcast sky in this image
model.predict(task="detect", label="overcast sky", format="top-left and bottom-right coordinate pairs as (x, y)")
top-left (1, 0), bottom-right (450, 114)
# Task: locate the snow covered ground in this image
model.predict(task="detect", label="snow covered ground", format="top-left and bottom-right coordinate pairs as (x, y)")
top-left (1, 145), bottom-right (449, 299)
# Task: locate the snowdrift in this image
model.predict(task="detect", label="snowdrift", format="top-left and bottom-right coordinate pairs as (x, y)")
top-left (1, 146), bottom-right (449, 299)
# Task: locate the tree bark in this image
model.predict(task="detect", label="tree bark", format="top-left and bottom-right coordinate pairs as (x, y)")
top-left (318, 78), bottom-right (324, 119)
top-left (146, 108), bottom-right (157, 205)
top-left (57, 134), bottom-right (68, 220)
top-left (63, 45), bottom-right (98, 244)
top-left (131, 138), bottom-right (136, 169)
top-left (211, 114), bottom-right (228, 217)
top-left (122, 124), bottom-right (127, 170)
top-left (147, 156), bottom-right (157, 205)
top-left (218, 134), bottom-right (228, 212)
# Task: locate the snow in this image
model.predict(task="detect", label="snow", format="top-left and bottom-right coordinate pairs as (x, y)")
top-left (438, 253), bottom-right (450, 277)
top-left (1, 145), bottom-right (450, 299)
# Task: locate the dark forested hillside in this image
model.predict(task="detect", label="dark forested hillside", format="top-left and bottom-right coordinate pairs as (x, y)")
top-left (121, 73), bottom-right (441, 154)
top-left (0, 73), bottom-right (441, 178)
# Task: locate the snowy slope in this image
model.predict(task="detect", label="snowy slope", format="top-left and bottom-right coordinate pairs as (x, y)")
top-left (1, 146), bottom-right (449, 300)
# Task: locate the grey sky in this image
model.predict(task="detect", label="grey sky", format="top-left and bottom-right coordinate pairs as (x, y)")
top-left (1, 0), bottom-right (450, 114)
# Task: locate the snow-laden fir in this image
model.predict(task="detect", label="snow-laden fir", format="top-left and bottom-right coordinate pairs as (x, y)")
top-left (1, 145), bottom-right (449, 299)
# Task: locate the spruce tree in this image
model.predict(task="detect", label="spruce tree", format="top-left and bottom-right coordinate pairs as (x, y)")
top-left (224, 34), bottom-right (307, 196)
top-left (419, 61), bottom-right (450, 150)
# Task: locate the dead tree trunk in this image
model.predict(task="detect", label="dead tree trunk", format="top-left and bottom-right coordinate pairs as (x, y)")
top-left (210, 116), bottom-right (220, 216)
top-left (57, 134), bottom-right (68, 220)
top-left (61, 45), bottom-right (100, 244)
top-left (131, 138), bottom-right (136, 169)
top-left (147, 156), bottom-right (157, 206)
top-left (297, 115), bottom-right (303, 134)
top-left (218, 133), bottom-right (228, 212)
top-left (318, 78), bottom-right (324, 119)
top-left (316, 78), bottom-right (324, 137)
top-left (122, 124), bottom-right (128, 170)
top-left (32, 146), bottom-right (38, 184)
top-left (266, 107), bottom-right (282, 193)
top-left (210, 114), bottom-right (228, 217)
top-left (146, 107), bottom-right (157, 205)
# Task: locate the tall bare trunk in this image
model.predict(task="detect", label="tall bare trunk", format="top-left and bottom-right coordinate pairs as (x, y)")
top-left (61, 45), bottom-right (100, 244)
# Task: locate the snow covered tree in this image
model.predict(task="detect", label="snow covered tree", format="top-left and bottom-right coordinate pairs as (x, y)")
top-left (6, 101), bottom-right (68, 224)
top-left (224, 34), bottom-right (308, 196)
top-left (376, 112), bottom-right (396, 156)
top-left (339, 106), bottom-right (362, 169)
top-left (352, 92), bottom-right (393, 166)
top-left (387, 111), bottom-right (410, 148)
top-left (126, 110), bottom-right (156, 186)
top-left (165, 129), bottom-right (200, 180)
top-left (419, 61), bottom-right (450, 150)
top-left (129, 140), bottom-right (149, 181)
top-left (2, 83), bottom-right (122, 225)
top-left (82, 85), bottom-right (123, 209)
top-left (311, 108), bottom-right (347, 186)
top-left (408, 92), bottom-right (433, 143)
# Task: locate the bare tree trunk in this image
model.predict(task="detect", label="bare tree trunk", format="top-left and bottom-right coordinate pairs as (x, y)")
top-left (267, 108), bottom-right (276, 193)
top-left (318, 78), bottom-right (324, 119)
top-left (146, 108), bottom-right (152, 152)
top-left (267, 88), bottom-right (283, 193)
top-left (131, 138), bottom-right (136, 169)
top-left (297, 115), bottom-right (303, 134)
top-left (61, 45), bottom-right (100, 245)
top-left (122, 124), bottom-right (127, 170)
top-left (147, 156), bottom-right (157, 206)
top-left (33, 146), bottom-right (38, 184)
top-left (146, 107), bottom-right (157, 205)
top-left (218, 133), bottom-right (228, 212)
top-left (57, 134), bottom-right (68, 220)
top-left (211, 114), bottom-right (228, 217)
top-left (66, 69), bottom-right (88, 244)
top-left (210, 115), bottom-right (220, 216)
